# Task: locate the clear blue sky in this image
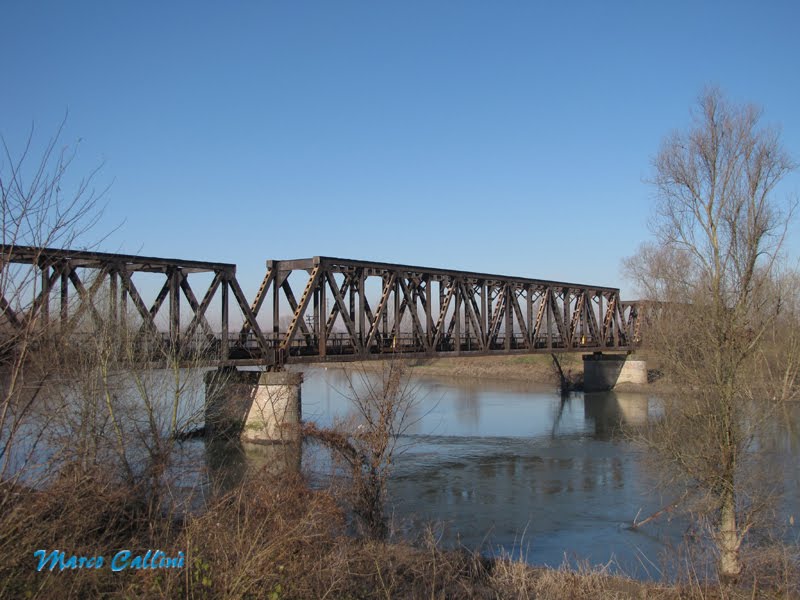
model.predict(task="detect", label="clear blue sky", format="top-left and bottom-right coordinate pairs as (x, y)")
top-left (3, 1), bottom-right (799, 299)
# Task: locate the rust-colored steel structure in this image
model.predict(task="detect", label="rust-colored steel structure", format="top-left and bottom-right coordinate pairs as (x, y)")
top-left (1, 247), bottom-right (640, 368)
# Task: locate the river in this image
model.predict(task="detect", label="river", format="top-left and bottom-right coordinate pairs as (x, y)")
top-left (295, 367), bottom-right (681, 578)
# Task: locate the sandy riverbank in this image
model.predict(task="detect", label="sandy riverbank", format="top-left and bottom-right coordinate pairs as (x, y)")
top-left (321, 353), bottom-right (663, 393)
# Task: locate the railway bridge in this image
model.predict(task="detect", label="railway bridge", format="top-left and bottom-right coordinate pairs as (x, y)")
top-left (1, 246), bottom-right (645, 442)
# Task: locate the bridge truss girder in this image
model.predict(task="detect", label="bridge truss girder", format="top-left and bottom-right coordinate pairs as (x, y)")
top-left (244, 256), bottom-right (639, 366)
top-left (0, 246), bottom-right (271, 365)
top-left (2, 248), bottom-right (639, 367)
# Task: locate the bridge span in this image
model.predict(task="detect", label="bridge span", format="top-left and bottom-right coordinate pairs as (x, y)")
top-left (1, 246), bottom-right (640, 369)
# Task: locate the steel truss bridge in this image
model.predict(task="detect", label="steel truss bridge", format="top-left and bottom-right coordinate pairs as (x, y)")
top-left (1, 247), bottom-right (641, 368)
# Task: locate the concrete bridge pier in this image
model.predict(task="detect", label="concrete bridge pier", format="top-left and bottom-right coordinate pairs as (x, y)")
top-left (582, 353), bottom-right (647, 392)
top-left (204, 368), bottom-right (302, 443)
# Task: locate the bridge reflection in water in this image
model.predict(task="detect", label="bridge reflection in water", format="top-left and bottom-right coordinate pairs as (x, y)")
top-left (204, 438), bottom-right (302, 494)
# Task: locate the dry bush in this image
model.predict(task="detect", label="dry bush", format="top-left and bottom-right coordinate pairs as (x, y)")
top-left (7, 458), bottom-right (796, 599)
top-left (0, 471), bottom-right (158, 599)
top-left (490, 555), bottom-right (666, 600)
top-left (739, 543), bottom-right (800, 598)
top-left (654, 531), bottom-right (800, 600)
top-left (158, 468), bottom-right (495, 599)
top-left (171, 469), bottom-right (346, 599)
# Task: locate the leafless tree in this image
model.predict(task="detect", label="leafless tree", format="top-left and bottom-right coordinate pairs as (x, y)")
top-left (303, 361), bottom-right (422, 539)
top-left (624, 88), bottom-right (798, 579)
top-left (0, 119), bottom-right (108, 487)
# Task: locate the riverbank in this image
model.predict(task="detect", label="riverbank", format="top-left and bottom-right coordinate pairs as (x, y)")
top-left (3, 470), bottom-right (795, 599)
top-left (323, 352), bottom-right (663, 393)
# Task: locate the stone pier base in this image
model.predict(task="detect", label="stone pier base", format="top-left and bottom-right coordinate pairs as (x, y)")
top-left (244, 372), bottom-right (302, 444)
top-left (583, 353), bottom-right (647, 392)
top-left (204, 369), bottom-right (302, 443)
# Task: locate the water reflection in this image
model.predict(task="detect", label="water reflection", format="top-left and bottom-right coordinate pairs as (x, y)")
top-left (453, 385), bottom-right (481, 429)
top-left (582, 392), bottom-right (650, 439)
top-left (204, 438), bottom-right (301, 494)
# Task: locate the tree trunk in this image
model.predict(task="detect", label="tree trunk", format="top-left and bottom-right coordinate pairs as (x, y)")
top-left (719, 489), bottom-right (741, 579)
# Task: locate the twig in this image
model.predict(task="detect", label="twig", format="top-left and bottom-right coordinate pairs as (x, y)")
top-left (630, 490), bottom-right (690, 530)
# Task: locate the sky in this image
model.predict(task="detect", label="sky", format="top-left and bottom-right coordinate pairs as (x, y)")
top-left (2, 1), bottom-right (799, 300)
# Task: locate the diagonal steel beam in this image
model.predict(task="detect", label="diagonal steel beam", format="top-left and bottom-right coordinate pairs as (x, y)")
top-left (67, 267), bottom-right (108, 330)
top-left (325, 272), bottom-right (352, 339)
top-left (510, 288), bottom-right (530, 349)
top-left (119, 270), bottom-right (160, 337)
top-left (364, 272), bottom-right (395, 351)
top-left (397, 276), bottom-right (428, 351)
top-left (281, 277), bottom-right (314, 344)
top-left (432, 281), bottom-right (455, 349)
top-left (280, 266), bottom-right (320, 352)
top-left (324, 270), bottom-right (362, 353)
top-left (228, 275), bottom-right (270, 355)
top-left (185, 271), bottom-right (222, 341)
top-left (179, 272), bottom-right (215, 339)
top-left (460, 281), bottom-right (486, 351)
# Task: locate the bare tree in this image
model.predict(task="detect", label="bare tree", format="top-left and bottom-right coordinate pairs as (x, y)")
top-left (303, 361), bottom-right (422, 539)
top-left (624, 88), bottom-right (798, 579)
top-left (0, 120), bottom-right (107, 486)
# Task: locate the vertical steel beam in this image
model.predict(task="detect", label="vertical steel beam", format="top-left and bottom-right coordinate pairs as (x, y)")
top-left (381, 275), bottom-right (389, 341)
top-left (272, 268), bottom-right (281, 338)
top-left (504, 284), bottom-right (512, 351)
top-left (485, 283), bottom-right (491, 345)
top-left (40, 265), bottom-right (50, 326)
top-left (546, 289), bottom-right (553, 350)
top-left (221, 276), bottom-right (229, 360)
top-left (453, 280), bottom-right (461, 354)
top-left (313, 286), bottom-right (319, 347)
top-left (358, 269), bottom-right (365, 347)
top-left (318, 276), bottom-right (327, 357)
top-left (462, 282), bottom-right (470, 345)
top-left (526, 286), bottom-right (533, 347)
top-left (109, 269), bottom-right (118, 328)
top-left (60, 261), bottom-right (69, 329)
top-left (169, 267), bottom-right (180, 346)
top-left (349, 274), bottom-right (356, 332)
top-left (481, 282), bottom-right (487, 348)
top-left (597, 293), bottom-right (603, 346)
top-left (424, 276), bottom-right (432, 348)
top-left (120, 269), bottom-right (128, 334)
top-left (393, 275), bottom-right (400, 347)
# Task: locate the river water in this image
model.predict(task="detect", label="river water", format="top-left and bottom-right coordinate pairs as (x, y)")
top-left (297, 367), bottom-right (680, 578)
top-left (290, 367), bottom-right (800, 579)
